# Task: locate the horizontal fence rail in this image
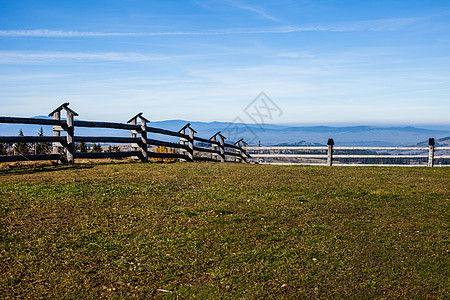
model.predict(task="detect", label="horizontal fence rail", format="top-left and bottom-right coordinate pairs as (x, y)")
top-left (247, 138), bottom-right (450, 167)
top-left (74, 120), bottom-right (140, 131)
top-left (0, 103), bottom-right (249, 164)
top-left (0, 116), bottom-right (66, 126)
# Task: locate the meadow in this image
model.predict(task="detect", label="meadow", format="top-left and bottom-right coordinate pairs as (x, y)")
top-left (0, 162), bottom-right (449, 298)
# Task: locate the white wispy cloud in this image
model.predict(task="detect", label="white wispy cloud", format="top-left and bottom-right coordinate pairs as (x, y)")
top-left (0, 18), bottom-right (423, 38)
top-left (0, 51), bottom-right (175, 64)
top-left (224, 0), bottom-right (281, 22)
top-left (274, 51), bottom-right (314, 58)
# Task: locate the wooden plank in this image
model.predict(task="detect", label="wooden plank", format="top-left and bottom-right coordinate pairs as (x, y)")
top-left (139, 119), bottom-right (148, 162)
top-left (223, 142), bottom-right (240, 150)
top-left (0, 136), bottom-right (66, 143)
top-left (129, 118), bottom-right (138, 152)
top-left (333, 164), bottom-right (429, 167)
top-left (74, 120), bottom-right (140, 131)
top-left (252, 154), bottom-right (429, 159)
top-left (75, 151), bottom-right (140, 159)
top-left (252, 154), bottom-right (328, 158)
top-left (333, 155), bottom-right (428, 159)
top-left (247, 146), bottom-right (432, 151)
top-left (52, 111), bottom-right (61, 155)
top-left (193, 136), bottom-right (220, 146)
top-left (246, 146), bottom-right (327, 151)
top-left (435, 147), bottom-right (450, 150)
top-left (53, 126), bottom-right (65, 131)
top-left (147, 126), bottom-right (189, 139)
top-left (260, 162), bottom-right (430, 167)
top-left (193, 146), bottom-right (220, 155)
top-left (327, 141), bottom-right (333, 167)
top-left (0, 116), bottom-right (65, 126)
top-left (0, 154), bottom-right (62, 162)
top-left (334, 147), bottom-right (429, 151)
top-left (224, 150), bottom-right (242, 157)
top-left (66, 113), bottom-right (75, 164)
top-left (187, 129), bottom-right (194, 162)
top-left (74, 136), bottom-right (140, 143)
top-left (148, 152), bottom-right (189, 160)
top-left (435, 155), bottom-right (450, 159)
top-left (219, 135), bottom-right (225, 162)
top-left (147, 139), bottom-right (188, 149)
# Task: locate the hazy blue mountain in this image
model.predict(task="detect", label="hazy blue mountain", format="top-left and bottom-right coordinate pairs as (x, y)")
top-left (0, 116), bottom-right (449, 147)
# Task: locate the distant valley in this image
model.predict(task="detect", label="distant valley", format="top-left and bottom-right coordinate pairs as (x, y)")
top-left (0, 117), bottom-right (449, 147)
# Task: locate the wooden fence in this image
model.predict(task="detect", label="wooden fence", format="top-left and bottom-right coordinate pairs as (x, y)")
top-left (247, 139), bottom-right (450, 167)
top-left (0, 103), bottom-right (249, 164)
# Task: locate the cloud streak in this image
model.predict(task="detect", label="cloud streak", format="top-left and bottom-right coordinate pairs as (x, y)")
top-left (224, 0), bottom-right (281, 22)
top-left (0, 18), bottom-right (422, 38)
top-left (0, 51), bottom-right (191, 64)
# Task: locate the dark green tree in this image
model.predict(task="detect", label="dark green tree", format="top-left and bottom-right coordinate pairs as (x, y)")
top-left (91, 143), bottom-right (102, 153)
top-left (13, 129), bottom-right (29, 155)
top-left (0, 142), bottom-right (6, 155)
top-left (78, 142), bottom-right (88, 153)
top-left (36, 127), bottom-right (51, 154)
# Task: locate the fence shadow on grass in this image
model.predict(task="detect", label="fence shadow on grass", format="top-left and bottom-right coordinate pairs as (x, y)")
top-left (0, 162), bottom-right (96, 176)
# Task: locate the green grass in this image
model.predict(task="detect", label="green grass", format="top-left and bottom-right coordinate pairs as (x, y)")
top-left (0, 162), bottom-right (449, 299)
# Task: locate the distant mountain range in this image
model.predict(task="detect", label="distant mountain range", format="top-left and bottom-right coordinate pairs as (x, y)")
top-left (0, 116), bottom-right (449, 147)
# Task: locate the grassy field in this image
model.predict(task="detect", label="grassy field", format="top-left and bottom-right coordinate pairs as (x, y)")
top-left (0, 162), bottom-right (449, 299)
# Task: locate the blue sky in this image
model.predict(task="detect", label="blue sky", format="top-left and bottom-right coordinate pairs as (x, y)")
top-left (0, 0), bottom-right (449, 126)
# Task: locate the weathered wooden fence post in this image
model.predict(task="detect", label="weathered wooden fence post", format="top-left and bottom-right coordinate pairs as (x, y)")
top-left (187, 124), bottom-right (196, 162)
top-left (49, 103), bottom-right (78, 164)
top-left (140, 116), bottom-right (149, 162)
top-left (127, 113), bottom-right (149, 162)
top-left (179, 123), bottom-right (195, 162)
top-left (210, 132), bottom-right (219, 161)
top-left (66, 110), bottom-right (75, 164)
top-left (327, 138), bottom-right (334, 166)
top-left (178, 125), bottom-right (187, 161)
top-left (241, 140), bottom-right (249, 163)
top-left (50, 109), bottom-right (61, 155)
top-left (235, 138), bottom-right (243, 163)
top-left (218, 133), bottom-right (226, 162)
top-left (210, 131), bottom-right (226, 162)
top-left (128, 117), bottom-right (138, 153)
top-left (428, 138), bottom-right (435, 167)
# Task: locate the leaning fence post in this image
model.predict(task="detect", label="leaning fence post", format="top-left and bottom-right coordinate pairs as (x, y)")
top-left (179, 123), bottom-right (193, 162)
top-left (48, 103), bottom-right (78, 164)
top-left (139, 115), bottom-right (149, 162)
top-left (241, 140), bottom-right (249, 163)
top-left (428, 138), bottom-right (435, 167)
top-left (211, 131), bottom-right (226, 162)
top-left (210, 132), bottom-right (219, 161)
top-left (127, 113), bottom-right (149, 162)
top-left (235, 139), bottom-right (243, 163)
top-left (51, 110), bottom-right (61, 155)
top-left (218, 133), bottom-right (226, 162)
top-left (179, 127), bottom-right (186, 146)
top-left (327, 138), bottom-right (334, 166)
top-left (66, 111), bottom-right (75, 164)
top-left (187, 125), bottom-right (196, 162)
top-left (129, 118), bottom-right (138, 153)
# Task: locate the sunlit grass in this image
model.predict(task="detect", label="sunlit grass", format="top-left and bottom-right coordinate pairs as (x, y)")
top-left (1, 162), bottom-right (449, 298)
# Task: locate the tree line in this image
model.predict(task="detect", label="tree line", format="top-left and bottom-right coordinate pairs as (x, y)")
top-left (0, 128), bottom-right (120, 155)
